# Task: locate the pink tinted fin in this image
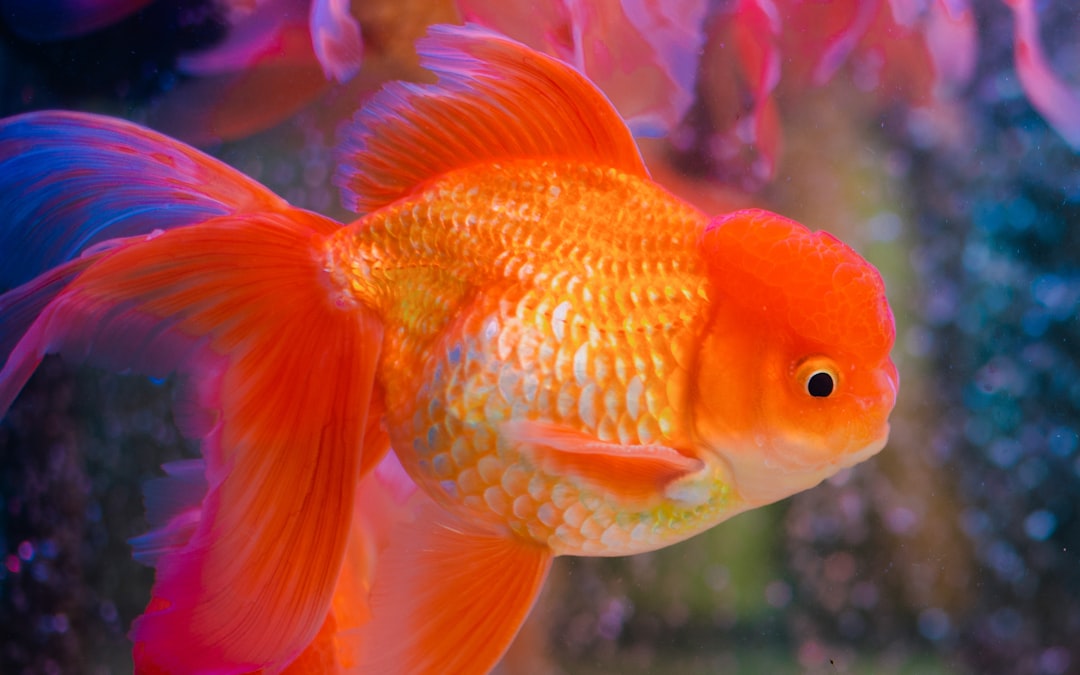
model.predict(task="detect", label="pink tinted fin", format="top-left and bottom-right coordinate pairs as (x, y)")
top-left (810, 0), bottom-right (877, 85)
top-left (583, 0), bottom-right (708, 135)
top-left (0, 255), bottom-right (99, 415)
top-left (460, 0), bottom-right (708, 137)
top-left (278, 453), bottom-right (419, 674)
top-left (1005, 0), bottom-right (1080, 149)
top-left (503, 420), bottom-right (703, 503)
top-left (129, 460), bottom-right (208, 567)
top-left (309, 0), bottom-right (364, 82)
top-left (178, 2), bottom-right (314, 76)
top-left (335, 22), bottom-right (648, 215)
top-left (154, 10), bottom-right (329, 144)
top-left (734, 0), bottom-right (783, 177)
top-left (355, 501), bottom-right (553, 674)
top-left (145, 62), bottom-right (330, 145)
top-left (2, 209), bottom-right (384, 673)
top-left (923, 0), bottom-right (976, 95)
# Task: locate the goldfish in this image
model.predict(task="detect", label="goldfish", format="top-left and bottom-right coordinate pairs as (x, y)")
top-left (0, 23), bottom-right (897, 674)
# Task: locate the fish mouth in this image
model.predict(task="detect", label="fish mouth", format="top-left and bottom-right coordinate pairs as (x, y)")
top-left (838, 423), bottom-right (891, 468)
top-left (704, 423), bottom-right (891, 508)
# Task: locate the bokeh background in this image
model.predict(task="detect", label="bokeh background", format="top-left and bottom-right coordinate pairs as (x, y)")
top-left (1, 1), bottom-right (1078, 673)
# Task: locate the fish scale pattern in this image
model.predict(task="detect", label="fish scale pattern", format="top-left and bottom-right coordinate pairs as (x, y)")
top-left (327, 158), bottom-right (736, 556)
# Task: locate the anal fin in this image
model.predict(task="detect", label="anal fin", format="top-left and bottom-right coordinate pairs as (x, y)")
top-left (356, 500), bottom-right (553, 675)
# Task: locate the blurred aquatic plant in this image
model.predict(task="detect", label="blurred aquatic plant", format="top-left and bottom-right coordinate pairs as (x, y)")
top-left (1, 0), bottom-right (1075, 196)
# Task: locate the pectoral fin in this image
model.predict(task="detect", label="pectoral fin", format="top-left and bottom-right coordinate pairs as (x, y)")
top-left (502, 420), bottom-right (703, 503)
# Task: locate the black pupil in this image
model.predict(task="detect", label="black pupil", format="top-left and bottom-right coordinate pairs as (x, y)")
top-left (807, 371), bottom-right (835, 397)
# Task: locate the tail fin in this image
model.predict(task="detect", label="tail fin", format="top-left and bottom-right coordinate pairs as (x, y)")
top-left (0, 111), bottom-right (292, 380)
top-left (277, 452), bottom-right (417, 675)
top-left (0, 111), bottom-right (285, 290)
top-left (0, 159), bottom-right (384, 670)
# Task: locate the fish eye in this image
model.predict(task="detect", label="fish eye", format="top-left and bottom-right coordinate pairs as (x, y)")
top-left (806, 371), bottom-right (835, 397)
top-left (796, 357), bottom-right (840, 398)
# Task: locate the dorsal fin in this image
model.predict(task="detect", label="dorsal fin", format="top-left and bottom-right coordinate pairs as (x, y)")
top-left (335, 23), bottom-right (649, 215)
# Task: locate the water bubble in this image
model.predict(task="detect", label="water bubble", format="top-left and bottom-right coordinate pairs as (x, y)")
top-left (1048, 427), bottom-right (1078, 457)
top-left (796, 639), bottom-right (827, 669)
top-left (987, 438), bottom-right (1023, 468)
top-left (838, 609), bottom-right (866, 639)
top-left (959, 508), bottom-right (992, 538)
top-left (1005, 197), bottom-right (1037, 232)
top-left (904, 325), bottom-right (934, 358)
top-left (850, 582), bottom-right (879, 610)
top-left (885, 506), bottom-right (919, 535)
top-left (824, 552), bottom-right (856, 583)
top-left (99, 601), bottom-right (119, 624)
top-left (985, 541), bottom-right (1026, 583)
top-left (38, 539), bottom-right (58, 559)
top-left (51, 614), bottom-right (69, 634)
top-left (917, 607), bottom-right (951, 641)
top-left (704, 564), bottom-right (730, 592)
top-left (31, 563), bottom-right (48, 582)
top-left (867, 211), bottom-right (902, 242)
top-left (964, 417), bottom-right (994, 447)
top-left (1023, 510), bottom-right (1058, 541)
top-left (1039, 647), bottom-right (1071, 675)
top-left (988, 607), bottom-right (1023, 641)
top-left (597, 597), bottom-right (631, 640)
top-left (764, 580), bottom-right (792, 609)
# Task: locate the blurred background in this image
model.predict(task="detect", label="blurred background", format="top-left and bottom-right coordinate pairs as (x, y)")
top-left (1, 1), bottom-right (1078, 673)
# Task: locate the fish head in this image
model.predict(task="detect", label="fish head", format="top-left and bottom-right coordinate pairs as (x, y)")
top-left (691, 209), bottom-right (898, 507)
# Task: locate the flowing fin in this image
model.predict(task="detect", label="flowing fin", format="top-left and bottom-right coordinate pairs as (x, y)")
top-left (1, 210), bottom-right (383, 673)
top-left (129, 460), bottom-right (208, 567)
top-left (503, 420), bottom-right (702, 503)
top-left (146, 60), bottom-right (331, 146)
top-left (0, 111), bottom-right (288, 291)
top-left (0, 109), bottom-right (308, 428)
top-left (279, 453), bottom-right (417, 674)
top-left (808, 0), bottom-right (878, 85)
top-left (335, 23), bottom-right (648, 215)
top-left (310, 0), bottom-right (365, 82)
top-left (458, 0), bottom-right (708, 136)
top-left (149, 2), bottom-right (335, 144)
top-left (355, 502), bottom-right (553, 674)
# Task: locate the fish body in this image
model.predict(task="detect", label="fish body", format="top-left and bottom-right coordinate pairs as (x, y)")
top-left (0, 24), bottom-right (897, 675)
top-left (327, 159), bottom-right (726, 557)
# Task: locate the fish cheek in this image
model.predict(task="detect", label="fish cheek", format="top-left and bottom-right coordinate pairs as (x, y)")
top-left (687, 314), bottom-right (767, 447)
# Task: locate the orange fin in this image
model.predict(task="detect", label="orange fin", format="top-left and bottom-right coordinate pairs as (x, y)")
top-left (279, 453), bottom-right (417, 675)
top-left (3, 209), bottom-right (383, 673)
top-left (502, 420), bottom-right (703, 503)
top-left (336, 22), bottom-right (648, 214)
top-left (356, 501), bottom-right (553, 674)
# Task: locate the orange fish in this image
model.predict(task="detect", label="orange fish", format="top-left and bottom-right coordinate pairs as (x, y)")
top-left (0, 24), bottom-right (897, 674)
